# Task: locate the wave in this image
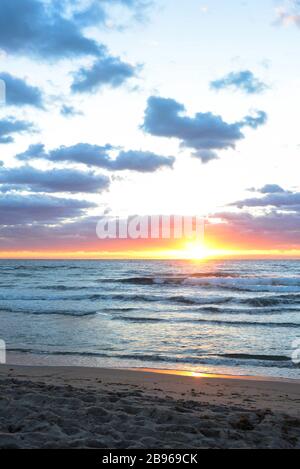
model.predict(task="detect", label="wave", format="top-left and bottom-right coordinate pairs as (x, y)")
top-left (3, 292), bottom-right (300, 309)
top-left (118, 354), bottom-right (296, 368)
top-left (218, 353), bottom-right (291, 362)
top-left (189, 318), bottom-right (300, 328)
top-left (37, 285), bottom-right (90, 291)
top-left (112, 316), bottom-right (165, 323)
top-left (196, 305), bottom-right (300, 314)
top-left (112, 315), bottom-right (300, 328)
top-left (168, 295), bottom-right (233, 305)
top-left (0, 308), bottom-right (98, 317)
top-left (7, 348), bottom-right (296, 369)
top-left (103, 307), bottom-right (139, 312)
top-left (7, 348), bottom-right (109, 357)
top-left (0, 292), bottom-right (161, 302)
top-left (113, 275), bottom-right (242, 287)
top-left (243, 294), bottom-right (300, 307)
top-left (95, 275), bottom-right (300, 297)
top-left (117, 276), bottom-right (183, 286)
top-left (191, 272), bottom-right (240, 278)
top-left (0, 307), bottom-right (13, 313)
top-left (2, 289), bottom-right (300, 311)
top-left (0, 265), bottom-right (81, 271)
top-left (0, 293), bottom-right (93, 301)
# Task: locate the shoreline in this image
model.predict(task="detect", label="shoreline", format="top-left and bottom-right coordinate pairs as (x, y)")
top-left (0, 363), bottom-right (299, 448)
top-left (5, 351), bottom-right (299, 382)
top-left (3, 361), bottom-right (300, 383)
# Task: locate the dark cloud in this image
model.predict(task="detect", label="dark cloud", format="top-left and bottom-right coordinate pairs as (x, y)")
top-left (0, 0), bottom-right (104, 59)
top-left (111, 150), bottom-right (174, 172)
top-left (210, 70), bottom-right (268, 94)
top-left (43, 143), bottom-right (113, 168)
top-left (0, 72), bottom-right (43, 108)
top-left (2, 208), bottom-right (299, 252)
top-left (233, 190), bottom-right (300, 210)
top-left (17, 143), bottom-right (114, 167)
top-left (0, 193), bottom-right (95, 226)
top-left (0, 0), bottom-right (150, 61)
top-left (0, 1), bottom-right (141, 98)
top-left (220, 212), bottom-right (300, 250)
top-left (71, 57), bottom-right (138, 93)
top-left (207, 210), bottom-right (300, 249)
top-left (3, 208), bottom-right (300, 252)
top-left (207, 185), bottom-right (300, 250)
top-left (0, 215), bottom-right (96, 248)
top-left (17, 143), bottom-right (46, 160)
top-left (0, 118), bottom-right (34, 144)
top-left (0, 165), bottom-right (110, 193)
top-left (0, 214), bottom-right (116, 251)
top-left (17, 143), bottom-right (174, 173)
top-left (142, 96), bottom-right (267, 162)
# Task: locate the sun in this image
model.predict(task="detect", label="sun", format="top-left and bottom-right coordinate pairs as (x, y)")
top-left (183, 241), bottom-right (209, 260)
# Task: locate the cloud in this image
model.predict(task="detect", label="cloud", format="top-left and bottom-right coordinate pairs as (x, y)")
top-left (0, 118), bottom-right (34, 144)
top-left (233, 190), bottom-right (300, 210)
top-left (0, 165), bottom-right (110, 193)
top-left (0, 215), bottom-right (98, 249)
top-left (69, 0), bottom-right (151, 27)
top-left (0, 0), bottom-right (151, 61)
top-left (17, 143), bottom-right (46, 160)
top-left (111, 150), bottom-right (175, 171)
top-left (23, 143), bottom-right (114, 167)
top-left (276, 2), bottom-right (300, 27)
top-left (71, 57), bottom-right (138, 93)
top-left (0, 193), bottom-right (95, 225)
top-left (206, 210), bottom-right (300, 250)
top-left (210, 70), bottom-right (268, 94)
top-left (52, 144), bottom-right (114, 168)
top-left (206, 185), bottom-right (300, 250)
top-left (0, 214), bottom-right (116, 251)
top-left (17, 143), bottom-right (174, 172)
top-left (70, 1), bottom-right (107, 27)
top-left (0, 72), bottom-right (44, 108)
top-left (241, 111), bottom-right (268, 129)
top-left (60, 105), bottom-right (83, 117)
top-left (142, 96), bottom-right (267, 162)
top-left (0, 0), bottom-right (104, 59)
top-left (0, 1), bottom-right (142, 100)
top-left (251, 184), bottom-right (286, 194)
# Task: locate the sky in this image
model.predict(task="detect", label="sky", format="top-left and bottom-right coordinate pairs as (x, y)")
top-left (0, 0), bottom-right (300, 259)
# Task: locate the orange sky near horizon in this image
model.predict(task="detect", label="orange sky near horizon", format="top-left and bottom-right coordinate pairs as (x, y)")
top-left (1, 216), bottom-right (300, 260)
top-left (1, 240), bottom-right (300, 260)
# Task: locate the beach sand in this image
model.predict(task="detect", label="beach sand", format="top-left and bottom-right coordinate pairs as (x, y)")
top-left (0, 365), bottom-right (299, 449)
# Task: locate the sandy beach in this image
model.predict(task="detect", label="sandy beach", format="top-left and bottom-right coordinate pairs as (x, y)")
top-left (0, 365), bottom-right (299, 449)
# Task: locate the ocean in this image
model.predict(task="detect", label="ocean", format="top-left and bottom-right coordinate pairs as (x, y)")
top-left (0, 259), bottom-right (299, 379)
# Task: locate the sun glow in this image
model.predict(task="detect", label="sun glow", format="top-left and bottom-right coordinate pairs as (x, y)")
top-left (182, 241), bottom-right (209, 260)
top-left (1, 246), bottom-right (300, 260)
